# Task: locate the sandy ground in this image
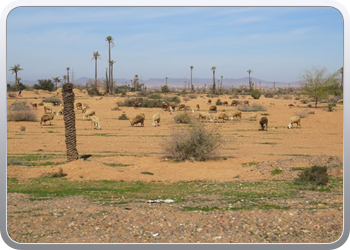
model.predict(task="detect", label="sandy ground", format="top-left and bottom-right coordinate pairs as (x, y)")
top-left (7, 89), bottom-right (343, 182)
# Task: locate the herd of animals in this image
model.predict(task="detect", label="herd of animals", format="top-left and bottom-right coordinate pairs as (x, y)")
top-left (25, 96), bottom-right (304, 132)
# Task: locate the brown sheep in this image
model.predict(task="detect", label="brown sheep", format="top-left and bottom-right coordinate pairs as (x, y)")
top-left (222, 101), bottom-right (228, 106)
top-left (259, 117), bottom-right (268, 131)
top-left (198, 112), bottom-right (213, 122)
top-left (40, 113), bottom-right (54, 125)
top-left (209, 105), bottom-right (217, 113)
top-left (207, 99), bottom-right (212, 105)
top-left (232, 111), bottom-right (242, 119)
top-left (196, 104), bottom-right (200, 111)
top-left (130, 113), bottom-right (145, 127)
top-left (178, 104), bottom-right (186, 111)
top-left (231, 100), bottom-right (239, 106)
top-left (213, 112), bottom-right (229, 122)
top-left (76, 102), bottom-right (82, 110)
top-left (30, 102), bottom-right (37, 108)
top-left (43, 105), bottom-right (52, 114)
top-left (244, 100), bottom-right (249, 106)
top-left (162, 102), bottom-right (169, 111)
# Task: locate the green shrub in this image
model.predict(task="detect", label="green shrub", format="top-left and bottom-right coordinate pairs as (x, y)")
top-left (327, 102), bottom-right (336, 112)
top-left (118, 113), bottom-right (129, 120)
top-left (147, 93), bottom-right (162, 99)
top-left (271, 169), bottom-right (283, 175)
top-left (294, 165), bottom-right (329, 186)
top-left (163, 123), bottom-right (222, 161)
top-left (250, 89), bottom-right (262, 99)
top-left (163, 96), bottom-right (181, 104)
top-left (161, 85), bottom-right (170, 93)
top-left (174, 112), bottom-right (192, 124)
top-left (264, 92), bottom-right (275, 98)
top-left (42, 97), bottom-right (61, 105)
top-left (216, 100), bottom-right (222, 105)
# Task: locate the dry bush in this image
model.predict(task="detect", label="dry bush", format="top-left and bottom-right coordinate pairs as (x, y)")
top-left (294, 166), bottom-right (329, 186)
top-left (238, 103), bottom-right (267, 112)
top-left (174, 112), bottom-right (192, 124)
top-left (8, 110), bottom-right (37, 122)
top-left (294, 110), bottom-right (308, 118)
top-left (163, 123), bottom-right (223, 161)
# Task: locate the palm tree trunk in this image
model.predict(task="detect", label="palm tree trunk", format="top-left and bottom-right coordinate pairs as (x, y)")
top-left (62, 82), bottom-right (79, 162)
top-left (213, 71), bottom-right (216, 93)
top-left (95, 58), bottom-right (98, 91)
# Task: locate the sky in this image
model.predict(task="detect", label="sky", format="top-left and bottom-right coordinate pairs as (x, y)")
top-left (6, 6), bottom-right (344, 84)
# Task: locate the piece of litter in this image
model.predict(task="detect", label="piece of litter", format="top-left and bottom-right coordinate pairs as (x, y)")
top-left (152, 233), bottom-right (159, 237)
top-left (213, 236), bottom-right (222, 239)
top-left (147, 199), bottom-right (163, 203)
top-left (163, 199), bottom-right (174, 203)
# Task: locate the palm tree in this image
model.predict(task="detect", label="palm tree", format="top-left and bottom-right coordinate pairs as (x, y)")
top-left (110, 60), bottom-right (116, 93)
top-left (190, 66), bottom-right (194, 91)
top-left (211, 66), bottom-right (217, 93)
top-left (105, 36), bottom-right (114, 93)
top-left (52, 77), bottom-right (61, 90)
top-left (62, 82), bottom-right (79, 162)
top-left (62, 75), bottom-right (67, 84)
top-left (91, 51), bottom-right (101, 91)
top-left (247, 69), bottom-right (253, 89)
top-left (221, 75), bottom-right (223, 90)
top-left (339, 67), bottom-right (343, 89)
top-left (9, 64), bottom-right (23, 91)
top-left (165, 77), bottom-right (168, 86)
top-left (66, 67), bottom-right (70, 83)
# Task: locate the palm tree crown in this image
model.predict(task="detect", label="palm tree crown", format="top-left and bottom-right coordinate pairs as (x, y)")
top-left (92, 51), bottom-right (101, 91)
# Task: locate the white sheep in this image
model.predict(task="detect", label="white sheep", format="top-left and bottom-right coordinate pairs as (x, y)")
top-left (152, 111), bottom-right (161, 127)
top-left (249, 113), bottom-right (257, 121)
top-left (287, 115), bottom-right (301, 129)
top-left (213, 112), bottom-right (229, 122)
top-left (90, 115), bottom-right (101, 130)
top-left (83, 109), bottom-right (95, 120)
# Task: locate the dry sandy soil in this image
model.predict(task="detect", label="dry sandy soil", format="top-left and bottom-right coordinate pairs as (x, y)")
top-left (6, 89), bottom-right (344, 244)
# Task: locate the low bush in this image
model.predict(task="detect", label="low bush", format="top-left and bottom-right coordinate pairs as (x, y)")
top-left (300, 99), bottom-right (310, 104)
top-left (250, 89), bottom-right (262, 99)
top-left (163, 123), bottom-right (222, 161)
top-left (174, 112), bottom-right (192, 124)
top-left (118, 112), bottom-right (129, 120)
top-left (294, 110), bottom-right (308, 118)
top-left (294, 165), bottom-right (329, 186)
top-left (9, 101), bottom-right (28, 111)
top-left (238, 103), bottom-right (267, 112)
top-left (42, 97), bottom-right (61, 105)
top-left (8, 110), bottom-right (37, 122)
top-left (264, 92), bottom-right (275, 98)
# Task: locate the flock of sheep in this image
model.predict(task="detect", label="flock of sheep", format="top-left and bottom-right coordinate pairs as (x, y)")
top-left (31, 95), bottom-right (302, 132)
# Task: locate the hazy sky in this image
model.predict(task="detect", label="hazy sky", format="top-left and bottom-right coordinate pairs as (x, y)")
top-left (7, 6), bottom-right (343, 83)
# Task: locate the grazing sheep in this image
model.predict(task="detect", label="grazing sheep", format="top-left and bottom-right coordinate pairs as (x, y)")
top-left (338, 99), bottom-right (343, 103)
top-left (162, 102), bottom-right (169, 110)
top-left (152, 112), bottom-right (161, 127)
top-left (231, 100), bottom-right (239, 106)
top-left (196, 104), bottom-right (200, 111)
top-left (207, 99), bottom-right (212, 105)
top-left (56, 106), bottom-right (64, 115)
top-left (249, 113), bottom-right (257, 121)
top-left (76, 102), bottom-right (82, 110)
top-left (222, 101), bottom-right (228, 106)
top-left (90, 115), bottom-right (101, 130)
top-left (259, 117), bottom-right (268, 131)
top-left (134, 102), bottom-right (141, 109)
top-left (209, 105), bottom-right (217, 113)
top-left (40, 113), bottom-right (54, 125)
top-left (213, 112), bottom-right (229, 122)
top-left (83, 109), bottom-right (95, 120)
top-left (287, 115), bottom-right (301, 129)
top-left (198, 112), bottom-right (213, 122)
top-left (232, 111), bottom-right (242, 119)
top-left (178, 104), bottom-right (186, 111)
top-left (130, 113), bottom-right (145, 127)
top-left (30, 102), bottom-right (37, 108)
top-left (244, 100), bottom-right (249, 106)
top-left (43, 105), bottom-right (52, 114)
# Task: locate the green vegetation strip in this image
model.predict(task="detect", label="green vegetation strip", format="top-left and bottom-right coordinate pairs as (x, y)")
top-left (7, 177), bottom-right (342, 209)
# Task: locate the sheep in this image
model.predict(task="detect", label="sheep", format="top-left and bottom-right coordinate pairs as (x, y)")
top-left (76, 102), bottom-right (82, 110)
top-left (134, 102), bottom-right (141, 109)
top-left (222, 101), bottom-right (228, 106)
top-left (338, 99), bottom-right (343, 103)
top-left (56, 106), bottom-right (64, 115)
top-left (83, 109), bottom-right (95, 120)
top-left (232, 111), bottom-right (242, 119)
top-left (30, 102), bottom-right (37, 108)
top-left (40, 113), bottom-right (54, 125)
top-left (208, 105), bottom-right (217, 113)
top-left (162, 102), bottom-right (169, 111)
top-left (287, 115), bottom-right (301, 129)
top-left (249, 113), bottom-right (257, 121)
top-left (152, 111), bottom-right (161, 127)
top-left (207, 99), bottom-right (212, 105)
top-left (90, 115), bottom-right (101, 130)
top-left (244, 100), bottom-right (249, 106)
top-left (82, 106), bottom-right (87, 113)
top-left (213, 112), bottom-right (229, 122)
top-left (196, 104), bottom-right (200, 111)
top-left (198, 112), bottom-right (213, 122)
top-left (231, 100), bottom-right (239, 106)
top-left (130, 113), bottom-right (145, 127)
top-left (43, 105), bottom-right (53, 114)
top-left (178, 104), bottom-right (186, 111)
top-left (259, 117), bottom-right (268, 131)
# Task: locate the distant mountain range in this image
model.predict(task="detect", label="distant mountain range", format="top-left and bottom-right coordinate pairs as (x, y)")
top-left (12, 77), bottom-right (300, 89)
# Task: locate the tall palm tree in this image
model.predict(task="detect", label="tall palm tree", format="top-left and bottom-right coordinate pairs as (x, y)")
top-left (190, 66), bottom-right (194, 91)
top-left (247, 69), bottom-right (253, 89)
top-left (211, 66), bottom-right (217, 93)
top-left (9, 64), bottom-right (23, 91)
top-left (105, 36), bottom-right (114, 93)
top-left (91, 51), bottom-right (101, 91)
top-left (221, 75), bottom-right (223, 90)
top-left (165, 77), bottom-right (168, 86)
top-left (66, 67), bottom-right (70, 83)
top-left (52, 77), bottom-right (61, 90)
top-left (110, 60), bottom-right (116, 93)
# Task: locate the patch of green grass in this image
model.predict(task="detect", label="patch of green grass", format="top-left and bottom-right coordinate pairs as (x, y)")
top-left (290, 167), bottom-right (309, 171)
top-left (141, 172), bottom-right (154, 175)
top-left (260, 113), bottom-right (269, 116)
top-left (104, 163), bottom-right (130, 167)
top-left (260, 142), bottom-right (277, 145)
top-left (283, 154), bottom-right (310, 157)
top-left (242, 162), bottom-right (259, 167)
top-left (271, 169), bottom-right (283, 175)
